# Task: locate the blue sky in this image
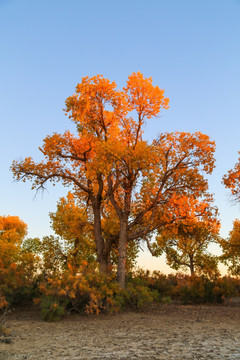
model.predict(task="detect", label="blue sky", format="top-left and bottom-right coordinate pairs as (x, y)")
top-left (1, 0), bottom-right (240, 272)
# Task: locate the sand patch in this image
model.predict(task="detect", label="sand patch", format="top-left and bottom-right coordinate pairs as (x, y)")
top-left (1, 305), bottom-right (240, 359)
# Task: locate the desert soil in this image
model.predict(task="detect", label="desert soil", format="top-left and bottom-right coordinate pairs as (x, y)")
top-left (0, 304), bottom-right (240, 360)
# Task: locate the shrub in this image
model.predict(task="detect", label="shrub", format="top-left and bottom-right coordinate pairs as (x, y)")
top-left (170, 274), bottom-right (240, 304)
top-left (40, 296), bottom-right (68, 322)
top-left (213, 276), bottom-right (240, 303)
top-left (37, 262), bottom-right (126, 320)
top-left (37, 265), bottom-right (163, 321)
top-left (124, 282), bottom-right (158, 309)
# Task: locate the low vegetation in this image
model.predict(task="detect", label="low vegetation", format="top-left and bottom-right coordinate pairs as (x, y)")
top-left (1, 219), bottom-right (240, 322)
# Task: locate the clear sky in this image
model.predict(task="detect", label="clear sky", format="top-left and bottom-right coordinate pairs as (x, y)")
top-left (1, 0), bottom-right (240, 273)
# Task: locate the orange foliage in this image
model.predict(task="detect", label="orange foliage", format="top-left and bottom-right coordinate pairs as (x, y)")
top-left (0, 216), bottom-right (38, 309)
top-left (0, 215), bottom-right (27, 246)
top-left (223, 152), bottom-right (240, 199)
top-left (49, 192), bottom-right (95, 268)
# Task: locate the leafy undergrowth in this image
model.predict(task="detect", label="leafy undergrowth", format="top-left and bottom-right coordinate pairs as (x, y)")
top-left (1, 267), bottom-right (240, 322)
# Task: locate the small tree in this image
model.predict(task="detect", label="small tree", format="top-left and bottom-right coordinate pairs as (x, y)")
top-left (222, 153), bottom-right (240, 276)
top-left (0, 216), bottom-right (38, 308)
top-left (155, 201), bottom-right (220, 277)
top-left (220, 219), bottom-right (240, 276)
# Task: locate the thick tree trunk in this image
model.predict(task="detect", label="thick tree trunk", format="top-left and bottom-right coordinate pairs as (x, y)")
top-left (99, 250), bottom-right (112, 274)
top-left (189, 255), bottom-right (195, 277)
top-left (99, 257), bottom-right (110, 273)
top-left (107, 174), bottom-right (132, 287)
top-left (117, 219), bottom-right (128, 288)
top-left (92, 198), bottom-right (110, 274)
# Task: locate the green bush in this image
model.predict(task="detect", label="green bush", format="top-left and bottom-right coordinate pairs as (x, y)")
top-left (124, 282), bottom-right (159, 309)
top-left (127, 269), bottom-right (176, 298)
top-left (160, 295), bottom-right (172, 304)
top-left (40, 296), bottom-right (68, 322)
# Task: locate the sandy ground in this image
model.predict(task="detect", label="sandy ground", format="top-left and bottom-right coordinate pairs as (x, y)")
top-left (0, 304), bottom-right (240, 360)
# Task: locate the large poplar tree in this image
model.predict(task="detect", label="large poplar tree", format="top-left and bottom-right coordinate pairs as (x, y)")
top-left (12, 73), bottom-right (216, 287)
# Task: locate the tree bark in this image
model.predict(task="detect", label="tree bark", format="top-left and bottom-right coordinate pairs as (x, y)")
top-left (117, 218), bottom-right (128, 288)
top-left (92, 198), bottom-right (110, 274)
top-left (189, 255), bottom-right (195, 277)
top-left (99, 255), bottom-right (111, 274)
